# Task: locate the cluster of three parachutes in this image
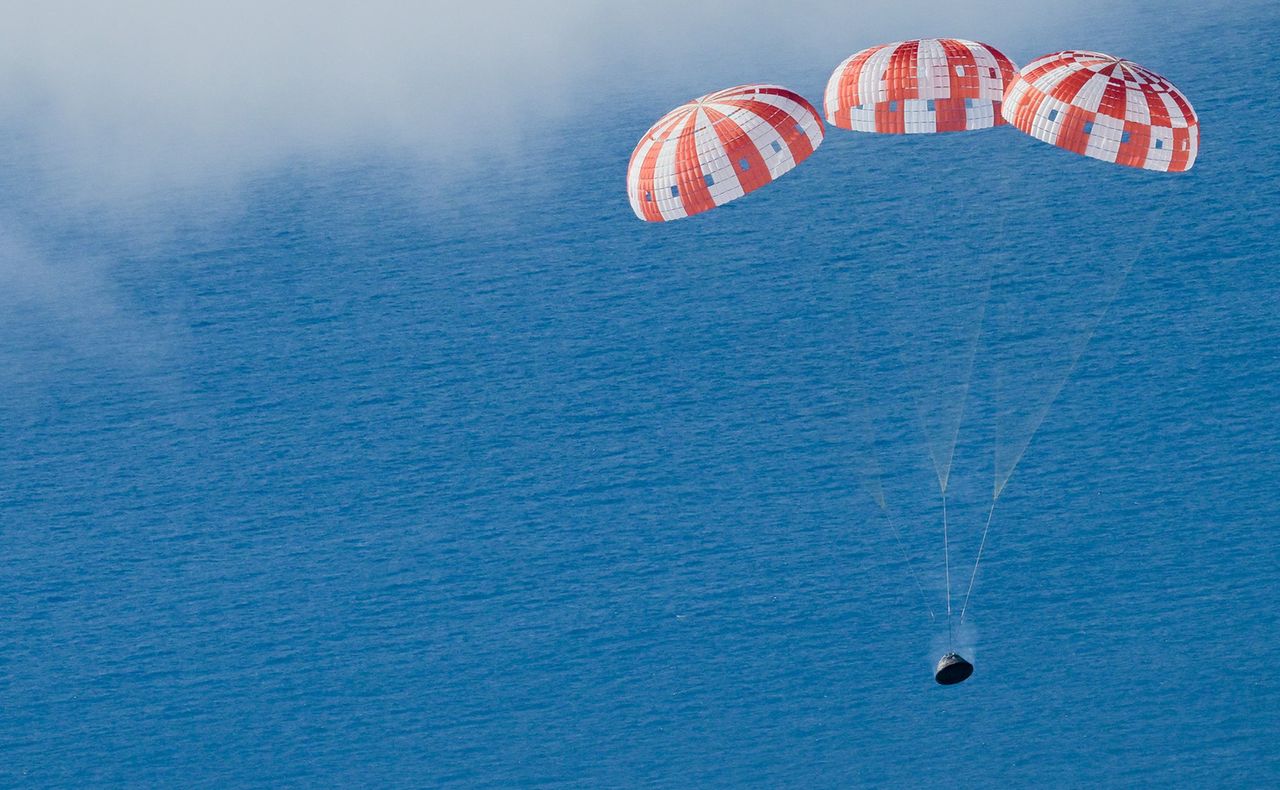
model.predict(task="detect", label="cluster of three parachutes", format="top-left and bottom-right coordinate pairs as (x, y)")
top-left (625, 39), bottom-right (1199, 223)
top-left (625, 38), bottom-right (1199, 684)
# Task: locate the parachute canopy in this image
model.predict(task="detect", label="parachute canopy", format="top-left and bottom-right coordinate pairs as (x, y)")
top-left (824, 39), bottom-right (1017, 134)
top-left (1002, 50), bottom-right (1199, 172)
top-left (626, 84), bottom-right (824, 222)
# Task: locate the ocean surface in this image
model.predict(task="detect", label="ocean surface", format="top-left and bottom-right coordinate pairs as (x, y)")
top-left (2, 4), bottom-right (1278, 787)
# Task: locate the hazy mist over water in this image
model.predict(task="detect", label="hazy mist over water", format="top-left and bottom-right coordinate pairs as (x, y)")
top-left (1, 1), bottom-right (1277, 786)
top-left (0, 1), bottom-right (1200, 190)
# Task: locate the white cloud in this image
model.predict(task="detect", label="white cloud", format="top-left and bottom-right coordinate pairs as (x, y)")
top-left (0, 0), bottom-right (1142, 196)
top-left (0, 1), bottom-right (1222, 367)
top-left (0, 226), bottom-right (178, 370)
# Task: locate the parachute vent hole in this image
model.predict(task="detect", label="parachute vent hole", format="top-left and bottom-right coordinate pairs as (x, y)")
top-left (794, 123), bottom-right (805, 134)
top-left (1048, 108), bottom-right (1058, 121)
top-left (1121, 131), bottom-right (1131, 143)
top-left (670, 185), bottom-right (679, 197)
top-left (927, 99), bottom-right (936, 111)
top-left (1084, 121), bottom-right (1094, 134)
top-left (644, 191), bottom-right (652, 202)
top-left (739, 158), bottom-right (750, 171)
top-left (704, 173), bottom-right (714, 187)
top-left (889, 100), bottom-right (898, 112)
top-left (771, 141), bottom-right (782, 153)
top-left (955, 66), bottom-right (965, 76)
top-left (1155, 139), bottom-right (1164, 149)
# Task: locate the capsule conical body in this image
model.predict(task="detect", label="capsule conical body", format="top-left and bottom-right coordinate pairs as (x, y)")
top-left (935, 652), bottom-right (973, 685)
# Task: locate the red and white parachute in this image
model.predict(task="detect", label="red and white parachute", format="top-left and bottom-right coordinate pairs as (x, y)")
top-left (824, 39), bottom-right (1017, 134)
top-left (626, 84), bottom-right (824, 222)
top-left (1002, 51), bottom-right (1198, 172)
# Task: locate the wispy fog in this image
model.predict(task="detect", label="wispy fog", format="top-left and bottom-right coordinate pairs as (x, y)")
top-left (0, 1), bottom-right (1210, 349)
top-left (0, 0), bottom-right (1144, 196)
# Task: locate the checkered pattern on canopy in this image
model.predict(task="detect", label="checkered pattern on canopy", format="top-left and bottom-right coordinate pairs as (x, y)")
top-left (627, 85), bottom-right (825, 222)
top-left (824, 39), bottom-right (1018, 134)
top-left (1002, 50), bottom-right (1199, 172)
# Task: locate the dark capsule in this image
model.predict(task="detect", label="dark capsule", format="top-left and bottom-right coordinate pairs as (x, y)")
top-left (934, 652), bottom-right (974, 685)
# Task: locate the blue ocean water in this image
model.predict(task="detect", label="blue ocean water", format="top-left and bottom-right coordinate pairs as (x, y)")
top-left (2, 5), bottom-right (1278, 787)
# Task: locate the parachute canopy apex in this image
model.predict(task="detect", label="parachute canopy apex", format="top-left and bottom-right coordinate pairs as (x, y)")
top-left (824, 38), bottom-right (1018, 134)
top-left (626, 84), bottom-right (825, 222)
top-left (1002, 50), bottom-right (1199, 172)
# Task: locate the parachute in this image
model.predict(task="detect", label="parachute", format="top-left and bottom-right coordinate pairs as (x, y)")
top-left (1003, 50), bottom-right (1199, 172)
top-left (824, 39), bottom-right (1017, 134)
top-left (626, 85), bottom-right (825, 222)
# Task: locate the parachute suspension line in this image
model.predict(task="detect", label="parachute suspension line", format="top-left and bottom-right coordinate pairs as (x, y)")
top-left (939, 218), bottom-right (998, 647)
top-left (991, 202), bottom-right (1168, 498)
top-left (897, 209), bottom-right (1000, 643)
top-left (878, 502), bottom-right (937, 622)
top-left (908, 230), bottom-right (999, 496)
top-left (964, 202), bottom-right (1170, 621)
top-left (949, 267), bottom-right (994, 482)
top-left (839, 309), bottom-right (935, 624)
top-left (942, 487), bottom-right (954, 647)
top-left (965, 257), bottom-right (1132, 618)
top-left (959, 500), bottom-right (997, 625)
top-left (962, 213), bottom-right (1008, 622)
